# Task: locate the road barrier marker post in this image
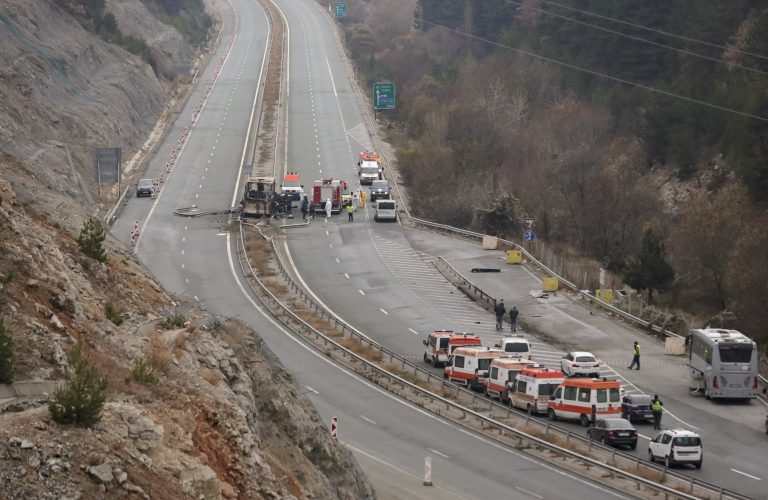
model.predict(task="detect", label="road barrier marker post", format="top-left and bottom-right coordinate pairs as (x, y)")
top-left (423, 456), bottom-right (433, 486)
top-left (330, 416), bottom-right (338, 439)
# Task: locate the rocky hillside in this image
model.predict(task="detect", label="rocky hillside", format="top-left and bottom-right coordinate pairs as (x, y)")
top-left (0, 0), bottom-right (375, 498)
top-left (0, 177), bottom-right (374, 498)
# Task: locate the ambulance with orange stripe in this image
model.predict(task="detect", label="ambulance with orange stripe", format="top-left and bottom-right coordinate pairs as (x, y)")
top-left (509, 367), bottom-right (565, 414)
top-left (422, 331), bottom-right (481, 367)
top-left (444, 347), bottom-right (505, 391)
top-left (547, 377), bottom-right (622, 426)
top-left (482, 357), bottom-right (540, 403)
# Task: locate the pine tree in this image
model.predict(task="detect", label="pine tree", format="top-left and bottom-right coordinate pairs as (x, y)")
top-left (77, 218), bottom-right (108, 263)
top-left (624, 229), bottom-right (675, 305)
top-left (0, 317), bottom-right (14, 384)
top-left (49, 341), bottom-right (108, 427)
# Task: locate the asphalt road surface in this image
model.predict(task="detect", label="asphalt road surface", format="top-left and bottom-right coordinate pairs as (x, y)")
top-left (275, 0), bottom-right (768, 498)
top-left (110, 0), bottom-right (628, 497)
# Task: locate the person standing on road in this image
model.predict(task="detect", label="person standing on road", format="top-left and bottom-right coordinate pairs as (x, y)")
top-left (353, 189), bottom-right (359, 209)
top-left (494, 299), bottom-right (506, 331)
top-left (627, 341), bottom-right (641, 370)
top-left (360, 189), bottom-right (367, 208)
top-left (346, 202), bottom-right (354, 222)
top-left (300, 196), bottom-right (308, 220)
top-left (650, 395), bottom-right (664, 430)
top-left (509, 306), bottom-right (519, 333)
top-left (591, 404), bottom-right (597, 427)
top-left (325, 198), bottom-right (332, 218)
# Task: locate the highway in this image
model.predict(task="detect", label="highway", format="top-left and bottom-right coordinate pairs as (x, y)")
top-left (109, 0), bottom-right (627, 497)
top-left (275, 0), bottom-right (768, 499)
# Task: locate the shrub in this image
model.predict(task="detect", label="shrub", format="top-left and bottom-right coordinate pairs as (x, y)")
top-left (164, 314), bottom-right (185, 329)
top-left (49, 341), bottom-right (108, 427)
top-left (0, 317), bottom-right (15, 384)
top-left (129, 357), bottom-right (159, 385)
top-left (0, 268), bottom-right (18, 284)
top-left (77, 218), bottom-right (108, 263)
top-left (104, 302), bottom-right (124, 326)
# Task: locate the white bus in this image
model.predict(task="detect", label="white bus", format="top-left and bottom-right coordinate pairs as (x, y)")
top-left (687, 328), bottom-right (759, 400)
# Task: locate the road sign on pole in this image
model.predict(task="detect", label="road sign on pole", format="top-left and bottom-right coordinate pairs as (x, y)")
top-left (524, 230), bottom-right (536, 242)
top-left (523, 217), bottom-right (535, 229)
top-left (373, 83), bottom-right (396, 110)
top-left (334, 2), bottom-right (347, 17)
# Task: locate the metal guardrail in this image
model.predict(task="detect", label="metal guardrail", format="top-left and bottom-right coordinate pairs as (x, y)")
top-left (237, 226), bottom-right (709, 500)
top-left (435, 257), bottom-right (496, 310)
top-left (241, 223), bottom-right (749, 500)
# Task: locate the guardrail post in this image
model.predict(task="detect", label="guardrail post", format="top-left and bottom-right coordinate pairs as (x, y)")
top-left (545, 424), bottom-right (550, 434)
top-left (689, 477), bottom-right (694, 493)
top-left (719, 487), bottom-right (723, 500)
top-left (566, 431), bottom-right (570, 443)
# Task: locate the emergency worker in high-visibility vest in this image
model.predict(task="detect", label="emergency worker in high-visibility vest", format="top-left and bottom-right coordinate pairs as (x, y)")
top-left (627, 341), bottom-right (641, 370)
top-left (650, 395), bottom-right (664, 430)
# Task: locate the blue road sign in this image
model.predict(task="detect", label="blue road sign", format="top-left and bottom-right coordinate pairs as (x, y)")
top-left (335, 2), bottom-right (347, 17)
top-left (524, 230), bottom-right (536, 242)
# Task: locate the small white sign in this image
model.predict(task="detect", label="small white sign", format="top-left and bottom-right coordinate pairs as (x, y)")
top-left (523, 217), bottom-right (535, 229)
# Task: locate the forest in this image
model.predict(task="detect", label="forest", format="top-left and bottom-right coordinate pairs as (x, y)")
top-left (339, 0), bottom-right (768, 350)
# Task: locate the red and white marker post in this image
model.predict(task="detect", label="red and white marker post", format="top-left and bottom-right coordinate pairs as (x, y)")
top-left (330, 416), bottom-right (338, 439)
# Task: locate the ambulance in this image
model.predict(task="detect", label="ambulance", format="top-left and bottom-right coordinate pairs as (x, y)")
top-left (422, 331), bottom-right (481, 367)
top-left (281, 172), bottom-right (304, 200)
top-left (547, 377), bottom-right (622, 426)
top-left (444, 347), bottom-right (505, 391)
top-left (509, 367), bottom-right (565, 414)
top-left (482, 357), bottom-right (540, 403)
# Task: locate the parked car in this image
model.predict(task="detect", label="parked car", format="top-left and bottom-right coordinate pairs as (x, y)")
top-left (369, 180), bottom-right (390, 202)
top-left (648, 429), bottom-right (703, 469)
top-left (587, 418), bottom-right (638, 449)
top-left (621, 394), bottom-right (654, 423)
top-left (374, 199), bottom-right (396, 221)
top-left (136, 178), bottom-right (154, 197)
top-left (560, 351), bottom-right (601, 377)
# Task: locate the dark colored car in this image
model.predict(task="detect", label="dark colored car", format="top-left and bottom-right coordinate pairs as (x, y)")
top-left (621, 394), bottom-right (653, 423)
top-left (369, 180), bottom-right (390, 202)
top-left (136, 178), bottom-right (154, 197)
top-left (587, 418), bottom-right (638, 449)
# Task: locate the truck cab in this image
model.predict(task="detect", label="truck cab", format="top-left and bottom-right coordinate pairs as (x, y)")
top-left (483, 357), bottom-right (540, 403)
top-left (359, 160), bottom-right (381, 185)
top-left (423, 331), bottom-right (481, 367)
top-left (312, 178), bottom-right (342, 213)
top-left (444, 347), bottom-right (505, 391)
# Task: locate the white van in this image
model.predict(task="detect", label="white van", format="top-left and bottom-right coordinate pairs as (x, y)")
top-left (494, 336), bottom-right (532, 359)
top-left (374, 199), bottom-right (397, 222)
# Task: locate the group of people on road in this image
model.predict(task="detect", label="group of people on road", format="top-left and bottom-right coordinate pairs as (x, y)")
top-left (299, 189), bottom-right (368, 222)
top-left (493, 299), bottom-right (519, 333)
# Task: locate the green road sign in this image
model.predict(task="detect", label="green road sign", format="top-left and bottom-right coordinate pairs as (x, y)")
top-left (373, 83), bottom-right (396, 110)
top-left (334, 2), bottom-right (347, 17)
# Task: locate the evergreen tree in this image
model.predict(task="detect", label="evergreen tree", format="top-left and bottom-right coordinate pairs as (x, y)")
top-left (49, 341), bottom-right (108, 427)
top-left (623, 229), bottom-right (674, 305)
top-left (0, 317), bottom-right (14, 384)
top-left (77, 218), bottom-right (108, 263)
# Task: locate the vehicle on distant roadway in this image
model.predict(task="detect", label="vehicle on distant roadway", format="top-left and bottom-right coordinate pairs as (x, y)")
top-left (311, 178), bottom-right (343, 214)
top-left (358, 160), bottom-right (381, 185)
top-left (136, 178), bottom-right (154, 197)
top-left (494, 336), bottom-right (532, 359)
top-left (587, 418), bottom-right (638, 449)
top-left (281, 172), bottom-right (304, 201)
top-left (369, 179), bottom-right (390, 202)
top-left (374, 199), bottom-right (396, 221)
top-left (444, 346), bottom-right (504, 391)
top-left (547, 377), bottom-right (622, 426)
top-left (648, 429), bottom-right (703, 469)
top-left (423, 331), bottom-right (481, 367)
top-left (560, 351), bottom-right (601, 377)
top-left (687, 328), bottom-right (759, 400)
top-left (621, 394), bottom-right (654, 423)
top-left (508, 367), bottom-right (564, 414)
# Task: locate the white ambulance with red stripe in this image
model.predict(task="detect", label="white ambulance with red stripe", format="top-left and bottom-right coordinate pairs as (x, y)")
top-left (509, 367), bottom-right (565, 414)
top-left (423, 331), bottom-right (481, 367)
top-left (547, 378), bottom-right (622, 426)
top-left (444, 347), bottom-right (505, 391)
top-left (483, 357), bottom-right (540, 403)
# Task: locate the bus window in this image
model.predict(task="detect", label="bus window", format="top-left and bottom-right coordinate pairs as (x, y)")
top-left (718, 344), bottom-right (753, 363)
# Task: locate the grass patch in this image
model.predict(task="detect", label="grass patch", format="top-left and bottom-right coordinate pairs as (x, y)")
top-left (146, 335), bottom-right (171, 373)
top-left (104, 302), bottom-right (124, 326)
top-left (200, 368), bottom-right (223, 386)
top-left (129, 357), bottom-right (159, 385)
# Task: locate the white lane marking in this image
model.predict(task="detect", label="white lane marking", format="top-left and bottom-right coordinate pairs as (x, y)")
top-left (358, 415), bottom-right (377, 425)
top-left (185, 278), bottom-right (189, 284)
top-left (326, 230), bottom-right (329, 235)
top-left (305, 386), bottom-right (319, 394)
top-left (182, 237), bottom-right (186, 242)
top-left (515, 486), bottom-right (543, 499)
top-left (731, 469), bottom-right (761, 480)
top-left (193, 295), bottom-right (198, 301)
top-left (335, 258), bottom-right (340, 263)
top-left (181, 249), bottom-right (185, 255)
top-left (184, 226), bottom-right (188, 230)
top-left (409, 328), bottom-right (420, 335)
top-left (181, 263), bottom-right (185, 269)
top-left (428, 448), bottom-right (449, 459)
top-left (329, 243), bottom-right (333, 249)
top-left (344, 273), bottom-right (350, 279)
top-left (217, 233), bottom-right (227, 236)
top-left (379, 308), bottom-right (388, 315)
top-left (358, 290), bottom-right (365, 296)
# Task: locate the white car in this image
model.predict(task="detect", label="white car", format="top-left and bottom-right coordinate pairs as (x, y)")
top-left (648, 429), bottom-right (702, 469)
top-left (560, 351), bottom-right (601, 377)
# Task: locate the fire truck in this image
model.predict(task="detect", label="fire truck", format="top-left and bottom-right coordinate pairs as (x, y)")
top-left (444, 347), bottom-right (505, 391)
top-left (312, 178), bottom-right (343, 214)
top-left (422, 330), bottom-right (481, 367)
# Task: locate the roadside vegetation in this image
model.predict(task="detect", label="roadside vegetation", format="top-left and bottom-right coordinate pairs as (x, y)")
top-left (49, 341), bottom-right (108, 427)
top-left (337, 0), bottom-right (768, 352)
top-left (0, 317), bottom-right (15, 384)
